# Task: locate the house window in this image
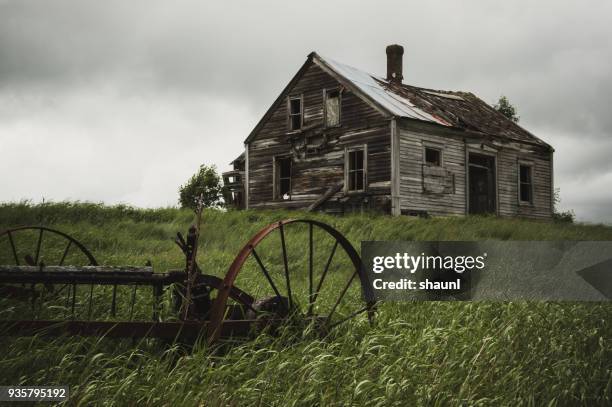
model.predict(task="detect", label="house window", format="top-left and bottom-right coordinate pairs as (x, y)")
top-left (519, 165), bottom-right (533, 203)
top-left (275, 157), bottom-right (292, 200)
top-left (347, 149), bottom-right (365, 192)
top-left (325, 89), bottom-right (340, 127)
top-left (425, 147), bottom-right (441, 166)
top-left (289, 96), bottom-right (302, 131)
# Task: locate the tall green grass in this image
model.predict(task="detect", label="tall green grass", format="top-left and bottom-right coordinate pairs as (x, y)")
top-left (0, 202), bottom-right (611, 406)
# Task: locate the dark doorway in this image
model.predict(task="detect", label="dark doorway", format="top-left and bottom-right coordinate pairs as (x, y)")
top-left (468, 153), bottom-right (496, 214)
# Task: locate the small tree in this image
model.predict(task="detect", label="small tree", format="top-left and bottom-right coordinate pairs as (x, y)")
top-left (494, 95), bottom-right (520, 123)
top-left (552, 188), bottom-right (575, 223)
top-left (179, 164), bottom-right (223, 210)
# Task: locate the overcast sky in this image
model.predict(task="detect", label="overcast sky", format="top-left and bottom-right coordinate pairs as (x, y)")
top-left (1, 0), bottom-right (611, 223)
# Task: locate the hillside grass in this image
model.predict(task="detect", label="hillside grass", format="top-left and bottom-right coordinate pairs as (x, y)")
top-left (0, 201), bottom-right (611, 406)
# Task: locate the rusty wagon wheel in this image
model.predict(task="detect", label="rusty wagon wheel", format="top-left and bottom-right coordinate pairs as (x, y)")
top-left (0, 226), bottom-right (98, 305)
top-left (206, 219), bottom-right (376, 343)
top-left (0, 226), bottom-right (98, 267)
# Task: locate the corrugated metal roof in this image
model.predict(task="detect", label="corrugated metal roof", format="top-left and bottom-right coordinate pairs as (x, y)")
top-left (319, 55), bottom-right (451, 126)
top-left (315, 53), bottom-right (551, 149)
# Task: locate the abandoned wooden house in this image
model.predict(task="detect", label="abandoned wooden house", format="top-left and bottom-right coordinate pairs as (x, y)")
top-left (222, 45), bottom-right (554, 219)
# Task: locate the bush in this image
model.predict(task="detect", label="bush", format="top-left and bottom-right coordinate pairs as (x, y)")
top-left (178, 165), bottom-right (223, 210)
top-left (552, 188), bottom-right (575, 223)
top-left (553, 209), bottom-right (576, 223)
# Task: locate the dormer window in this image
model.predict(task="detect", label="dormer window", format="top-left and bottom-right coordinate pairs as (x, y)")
top-left (325, 89), bottom-right (340, 127)
top-left (288, 96), bottom-right (302, 131)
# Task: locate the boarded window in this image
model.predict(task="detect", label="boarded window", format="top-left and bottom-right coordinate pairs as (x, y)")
top-left (289, 97), bottom-right (302, 130)
top-left (276, 157), bottom-right (292, 200)
top-left (347, 150), bottom-right (365, 191)
top-left (425, 147), bottom-right (441, 166)
top-left (519, 165), bottom-right (533, 203)
top-left (325, 89), bottom-right (340, 127)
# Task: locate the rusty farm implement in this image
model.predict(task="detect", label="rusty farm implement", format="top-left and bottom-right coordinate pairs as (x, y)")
top-left (0, 219), bottom-right (376, 345)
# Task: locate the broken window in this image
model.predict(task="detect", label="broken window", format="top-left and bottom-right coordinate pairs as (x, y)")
top-left (425, 147), bottom-right (441, 166)
top-left (519, 165), bottom-right (533, 203)
top-left (347, 149), bottom-right (365, 191)
top-left (276, 157), bottom-right (292, 200)
top-left (289, 96), bottom-right (302, 131)
top-left (325, 89), bottom-right (340, 127)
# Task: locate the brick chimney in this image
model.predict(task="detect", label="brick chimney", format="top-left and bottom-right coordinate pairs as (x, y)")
top-left (386, 44), bottom-right (404, 84)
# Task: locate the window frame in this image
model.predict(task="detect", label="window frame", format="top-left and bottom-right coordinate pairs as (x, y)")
top-left (344, 145), bottom-right (367, 194)
top-left (423, 145), bottom-right (443, 167)
top-left (323, 88), bottom-right (342, 128)
top-left (273, 156), bottom-right (292, 201)
top-left (518, 161), bottom-right (534, 205)
top-left (287, 94), bottom-right (303, 132)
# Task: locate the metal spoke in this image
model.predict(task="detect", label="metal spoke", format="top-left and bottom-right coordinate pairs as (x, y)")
top-left (279, 223), bottom-right (292, 309)
top-left (251, 246), bottom-right (284, 303)
top-left (59, 241), bottom-right (72, 266)
top-left (34, 228), bottom-right (43, 265)
top-left (7, 231), bottom-right (19, 265)
top-left (309, 240), bottom-right (338, 315)
top-left (328, 306), bottom-right (370, 330)
top-left (325, 270), bottom-right (357, 326)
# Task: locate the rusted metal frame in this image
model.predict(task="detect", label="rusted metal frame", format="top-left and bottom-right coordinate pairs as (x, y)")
top-left (278, 223), bottom-right (293, 309)
top-left (250, 246), bottom-right (284, 305)
top-left (325, 270), bottom-right (358, 326)
top-left (7, 231), bottom-right (19, 265)
top-left (0, 267), bottom-right (182, 285)
top-left (308, 240), bottom-right (338, 316)
top-left (197, 274), bottom-right (255, 309)
top-left (0, 268), bottom-right (256, 309)
top-left (0, 319), bottom-right (277, 341)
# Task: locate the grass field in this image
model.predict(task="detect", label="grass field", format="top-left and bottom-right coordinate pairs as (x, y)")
top-left (0, 202), bottom-right (611, 406)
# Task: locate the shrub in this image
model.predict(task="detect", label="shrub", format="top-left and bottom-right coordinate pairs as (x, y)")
top-left (178, 165), bottom-right (223, 210)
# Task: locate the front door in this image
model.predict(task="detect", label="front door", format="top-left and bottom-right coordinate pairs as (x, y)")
top-left (468, 153), bottom-right (496, 214)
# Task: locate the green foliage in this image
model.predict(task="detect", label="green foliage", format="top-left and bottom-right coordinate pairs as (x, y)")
top-left (552, 188), bottom-right (576, 223)
top-left (494, 95), bottom-right (520, 123)
top-left (1, 202), bottom-right (611, 406)
top-left (178, 164), bottom-right (223, 210)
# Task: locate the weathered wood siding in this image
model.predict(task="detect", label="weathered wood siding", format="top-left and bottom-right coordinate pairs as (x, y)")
top-left (496, 148), bottom-right (553, 219)
top-left (398, 120), bottom-right (553, 219)
top-left (247, 61), bottom-right (391, 212)
top-left (398, 121), bottom-right (467, 216)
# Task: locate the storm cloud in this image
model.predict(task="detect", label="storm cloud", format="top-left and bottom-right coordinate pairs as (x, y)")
top-left (1, 0), bottom-right (611, 222)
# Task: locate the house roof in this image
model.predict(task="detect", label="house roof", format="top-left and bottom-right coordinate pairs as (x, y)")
top-left (229, 152), bottom-right (244, 166)
top-left (245, 52), bottom-right (552, 150)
